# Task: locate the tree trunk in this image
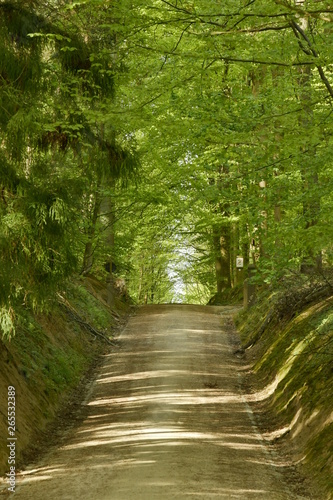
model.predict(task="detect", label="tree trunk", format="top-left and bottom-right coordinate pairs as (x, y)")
top-left (138, 265), bottom-right (144, 303)
top-left (82, 191), bottom-right (100, 275)
top-left (100, 192), bottom-right (115, 307)
top-left (298, 61), bottom-right (322, 273)
top-left (214, 233), bottom-right (224, 295)
top-left (213, 223), bottom-right (231, 295)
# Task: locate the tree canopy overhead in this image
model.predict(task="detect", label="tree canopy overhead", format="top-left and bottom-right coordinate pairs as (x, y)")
top-left (1, 0), bottom-right (333, 332)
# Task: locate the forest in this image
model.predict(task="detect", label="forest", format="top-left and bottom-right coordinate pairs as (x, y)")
top-left (1, 0), bottom-right (333, 331)
top-left (1, 2), bottom-right (333, 497)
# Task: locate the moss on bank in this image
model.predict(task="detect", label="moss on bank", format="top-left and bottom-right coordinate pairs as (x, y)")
top-left (0, 276), bottom-right (131, 477)
top-left (236, 290), bottom-right (333, 499)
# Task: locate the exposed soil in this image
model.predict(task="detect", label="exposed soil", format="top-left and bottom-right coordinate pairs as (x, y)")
top-left (0, 305), bottom-right (315, 499)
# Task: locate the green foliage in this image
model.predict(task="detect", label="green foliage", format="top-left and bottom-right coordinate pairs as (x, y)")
top-left (108, 0), bottom-right (333, 299)
top-left (0, 1), bottom-right (139, 334)
top-left (1, 0), bottom-right (333, 326)
top-left (0, 307), bottom-right (15, 338)
top-left (67, 283), bottom-right (111, 331)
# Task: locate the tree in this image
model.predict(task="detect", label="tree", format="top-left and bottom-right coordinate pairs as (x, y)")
top-left (0, 0), bottom-right (137, 333)
top-left (109, 0), bottom-right (333, 295)
top-left (1, 0), bottom-right (333, 327)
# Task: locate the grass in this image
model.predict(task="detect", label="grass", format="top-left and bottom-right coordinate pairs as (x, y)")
top-left (236, 289), bottom-right (333, 499)
top-left (0, 275), bottom-right (130, 477)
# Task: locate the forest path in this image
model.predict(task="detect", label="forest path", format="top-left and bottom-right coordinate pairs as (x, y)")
top-left (10, 305), bottom-right (309, 499)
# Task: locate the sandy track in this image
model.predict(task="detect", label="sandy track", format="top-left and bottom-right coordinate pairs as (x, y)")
top-left (7, 305), bottom-right (309, 499)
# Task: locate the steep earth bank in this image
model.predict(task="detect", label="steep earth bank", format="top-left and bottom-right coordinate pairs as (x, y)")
top-left (235, 288), bottom-right (333, 499)
top-left (0, 275), bottom-right (131, 477)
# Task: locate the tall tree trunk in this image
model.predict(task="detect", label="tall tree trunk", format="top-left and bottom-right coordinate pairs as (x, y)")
top-left (100, 190), bottom-right (116, 308)
top-left (243, 233), bottom-right (250, 269)
top-left (213, 233), bottom-right (224, 295)
top-left (138, 265), bottom-right (144, 302)
top-left (298, 65), bottom-right (322, 272)
top-left (213, 223), bottom-right (231, 295)
top-left (82, 191), bottom-right (100, 275)
top-left (290, 6), bottom-right (322, 273)
top-left (211, 164), bottom-right (232, 295)
top-left (258, 179), bottom-right (268, 259)
top-left (221, 223), bottom-right (232, 288)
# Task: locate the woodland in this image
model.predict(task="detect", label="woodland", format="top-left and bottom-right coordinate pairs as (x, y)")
top-left (1, 0), bottom-right (333, 334)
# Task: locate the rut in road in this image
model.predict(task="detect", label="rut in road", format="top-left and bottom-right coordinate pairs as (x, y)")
top-left (9, 305), bottom-right (308, 499)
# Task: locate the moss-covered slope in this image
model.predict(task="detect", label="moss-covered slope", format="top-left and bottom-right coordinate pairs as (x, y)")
top-left (236, 291), bottom-right (333, 499)
top-left (0, 276), bottom-right (131, 477)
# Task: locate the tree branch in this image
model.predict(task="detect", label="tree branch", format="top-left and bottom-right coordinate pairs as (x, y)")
top-left (290, 20), bottom-right (333, 99)
top-left (210, 23), bottom-right (290, 35)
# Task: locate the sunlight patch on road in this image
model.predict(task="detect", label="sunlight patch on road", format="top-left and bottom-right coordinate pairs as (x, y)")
top-left (87, 390), bottom-right (242, 406)
top-left (17, 467), bottom-right (66, 485)
top-left (62, 425), bottom-right (264, 452)
top-left (96, 369), bottom-right (194, 383)
top-left (19, 467), bottom-right (64, 477)
top-left (96, 369), bottom-right (231, 384)
top-left (186, 489), bottom-right (269, 496)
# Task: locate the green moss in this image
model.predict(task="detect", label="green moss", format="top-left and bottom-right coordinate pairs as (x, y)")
top-left (236, 292), bottom-right (333, 499)
top-left (0, 276), bottom-right (129, 475)
top-left (306, 423), bottom-right (333, 496)
top-left (66, 282), bottom-right (112, 331)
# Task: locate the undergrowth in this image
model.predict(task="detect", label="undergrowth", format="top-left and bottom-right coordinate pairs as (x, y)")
top-left (0, 275), bottom-right (130, 477)
top-left (65, 282), bottom-right (112, 331)
top-left (235, 280), bottom-right (333, 499)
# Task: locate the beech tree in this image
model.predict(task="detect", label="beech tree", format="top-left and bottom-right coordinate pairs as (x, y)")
top-left (1, 0), bottom-right (333, 328)
top-left (108, 0), bottom-right (333, 300)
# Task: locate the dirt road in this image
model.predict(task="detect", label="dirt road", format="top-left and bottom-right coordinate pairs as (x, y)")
top-left (7, 305), bottom-right (310, 499)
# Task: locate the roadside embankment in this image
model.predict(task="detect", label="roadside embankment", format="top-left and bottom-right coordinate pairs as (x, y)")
top-left (0, 275), bottom-right (131, 477)
top-left (235, 286), bottom-right (333, 499)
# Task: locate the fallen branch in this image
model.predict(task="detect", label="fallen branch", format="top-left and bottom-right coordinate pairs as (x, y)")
top-left (242, 308), bottom-right (275, 350)
top-left (57, 294), bottom-right (119, 347)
